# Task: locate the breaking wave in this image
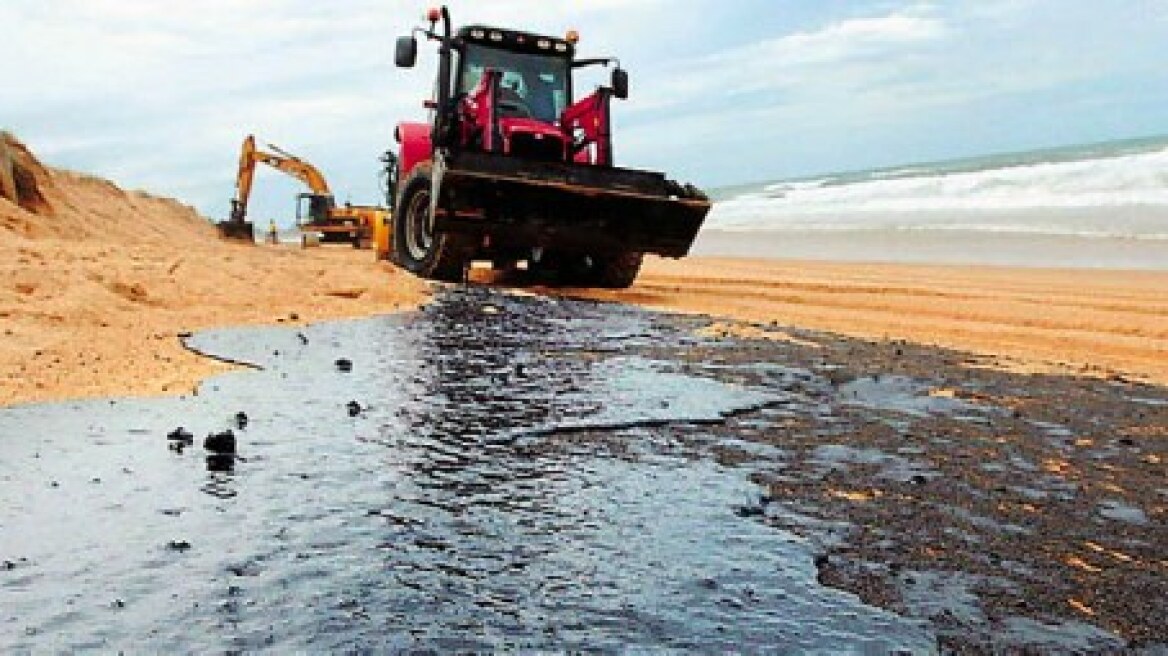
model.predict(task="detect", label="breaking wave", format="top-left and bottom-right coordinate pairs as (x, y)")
top-left (709, 137), bottom-right (1168, 240)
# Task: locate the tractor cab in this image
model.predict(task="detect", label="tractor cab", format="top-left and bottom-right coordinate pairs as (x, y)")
top-left (454, 27), bottom-right (573, 124)
top-left (396, 19), bottom-right (628, 165)
top-left (448, 27), bottom-right (580, 162)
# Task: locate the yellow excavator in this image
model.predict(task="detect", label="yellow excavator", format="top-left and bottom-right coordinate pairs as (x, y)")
top-left (218, 135), bottom-right (389, 250)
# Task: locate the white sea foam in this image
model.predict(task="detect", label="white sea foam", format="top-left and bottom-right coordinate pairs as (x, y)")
top-left (710, 143), bottom-right (1168, 240)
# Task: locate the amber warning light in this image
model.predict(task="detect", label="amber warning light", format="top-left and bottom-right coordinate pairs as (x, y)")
top-left (565, 29), bottom-right (580, 45)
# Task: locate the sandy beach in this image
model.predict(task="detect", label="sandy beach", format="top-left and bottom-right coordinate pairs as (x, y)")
top-left (2, 130), bottom-right (1166, 406)
top-left (0, 134), bottom-right (428, 406)
top-left (590, 255), bottom-right (1168, 384)
top-left (6, 242), bottom-right (1166, 407)
top-left (4, 277), bottom-right (1164, 650)
top-left (3, 135), bottom-right (1167, 649)
top-left (6, 0), bottom-right (1167, 646)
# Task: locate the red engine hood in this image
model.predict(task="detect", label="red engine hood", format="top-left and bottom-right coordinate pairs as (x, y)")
top-left (498, 118), bottom-right (565, 144)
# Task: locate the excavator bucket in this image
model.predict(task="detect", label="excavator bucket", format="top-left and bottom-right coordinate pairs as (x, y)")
top-left (217, 220), bottom-right (256, 242)
top-left (432, 152), bottom-right (710, 258)
top-left (216, 198), bottom-right (255, 242)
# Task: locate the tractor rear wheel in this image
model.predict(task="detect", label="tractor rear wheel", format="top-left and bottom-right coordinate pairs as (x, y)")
top-left (393, 165), bottom-right (470, 283)
top-left (590, 252), bottom-right (644, 289)
top-left (528, 250), bottom-right (643, 288)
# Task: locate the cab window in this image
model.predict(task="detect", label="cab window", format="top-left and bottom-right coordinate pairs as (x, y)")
top-left (458, 44), bottom-right (569, 123)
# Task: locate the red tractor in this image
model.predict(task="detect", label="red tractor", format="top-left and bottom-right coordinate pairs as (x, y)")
top-left (388, 6), bottom-right (711, 288)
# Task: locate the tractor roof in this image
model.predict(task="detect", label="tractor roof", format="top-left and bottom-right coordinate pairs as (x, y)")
top-left (456, 25), bottom-right (575, 59)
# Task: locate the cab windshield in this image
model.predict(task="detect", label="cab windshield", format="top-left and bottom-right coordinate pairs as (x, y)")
top-left (457, 44), bottom-right (570, 123)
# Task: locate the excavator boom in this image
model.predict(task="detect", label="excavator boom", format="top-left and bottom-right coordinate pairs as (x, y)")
top-left (230, 135), bottom-right (332, 221)
top-left (218, 134), bottom-right (384, 248)
top-left (231, 135), bottom-right (258, 223)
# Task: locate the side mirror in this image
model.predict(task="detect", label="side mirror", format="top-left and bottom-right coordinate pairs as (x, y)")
top-left (611, 68), bottom-right (629, 100)
top-left (395, 36), bottom-right (417, 68)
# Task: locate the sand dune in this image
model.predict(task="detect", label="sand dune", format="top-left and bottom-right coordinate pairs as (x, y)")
top-left (0, 133), bottom-right (428, 407)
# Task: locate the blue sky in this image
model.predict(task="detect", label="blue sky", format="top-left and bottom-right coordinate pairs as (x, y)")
top-left (4, 0), bottom-right (1166, 224)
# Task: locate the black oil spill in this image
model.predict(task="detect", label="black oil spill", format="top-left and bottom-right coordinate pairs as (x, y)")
top-left (0, 287), bottom-right (935, 652)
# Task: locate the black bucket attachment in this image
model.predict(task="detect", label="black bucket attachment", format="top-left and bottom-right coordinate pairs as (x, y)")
top-left (217, 220), bottom-right (255, 242)
top-left (432, 152), bottom-right (710, 258)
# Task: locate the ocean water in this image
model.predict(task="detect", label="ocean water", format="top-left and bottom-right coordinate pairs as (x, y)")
top-left (699, 135), bottom-right (1168, 269)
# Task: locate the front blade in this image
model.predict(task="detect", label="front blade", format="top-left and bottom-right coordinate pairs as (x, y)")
top-left (433, 152), bottom-right (710, 258)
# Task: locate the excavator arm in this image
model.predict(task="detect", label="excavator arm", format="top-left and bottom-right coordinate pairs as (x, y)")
top-left (230, 134), bottom-right (333, 223)
top-left (220, 133), bottom-right (381, 248)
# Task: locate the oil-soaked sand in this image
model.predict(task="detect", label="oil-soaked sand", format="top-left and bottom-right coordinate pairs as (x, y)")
top-left (1, 287), bottom-right (930, 652)
top-left (1, 286), bottom-right (1164, 651)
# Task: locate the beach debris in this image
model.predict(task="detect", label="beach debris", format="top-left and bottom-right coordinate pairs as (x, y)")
top-left (335, 358), bottom-right (353, 373)
top-left (167, 429), bottom-right (194, 454)
top-left (325, 288), bottom-right (366, 300)
top-left (226, 562), bottom-right (261, 577)
top-left (206, 455), bottom-right (235, 473)
top-left (166, 540), bottom-right (192, 552)
top-left (1098, 499), bottom-right (1148, 525)
top-left (297, 332), bottom-right (309, 345)
top-left (1065, 555), bottom-right (1103, 573)
top-left (204, 429), bottom-right (236, 455)
top-left (824, 369), bottom-right (852, 387)
top-left (734, 504), bottom-right (765, 518)
top-left (234, 411), bottom-right (249, 429)
top-left (1083, 541), bottom-right (1134, 563)
top-left (347, 400), bottom-right (363, 417)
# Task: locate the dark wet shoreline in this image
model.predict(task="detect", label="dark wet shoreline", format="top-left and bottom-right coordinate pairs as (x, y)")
top-left (641, 311), bottom-right (1168, 651)
top-left (1, 285), bottom-right (1164, 651)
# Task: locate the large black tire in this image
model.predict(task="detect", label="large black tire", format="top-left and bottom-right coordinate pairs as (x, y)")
top-left (591, 252), bottom-right (644, 289)
top-left (529, 250), bottom-right (643, 288)
top-left (525, 249), bottom-right (573, 286)
top-left (393, 165), bottom-right (471, 283)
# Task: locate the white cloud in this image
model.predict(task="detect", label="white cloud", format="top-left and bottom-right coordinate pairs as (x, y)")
top-left (3, 0), bottom-right (682, 218)
top-left (760, 5), bottom-right (946, 58)
top-left (616, 1), bottom-right (1168, 185)
top-left (2, 0), bottom-right (1165, 213)
top-left (627, 4), bottom-right (946, 113)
